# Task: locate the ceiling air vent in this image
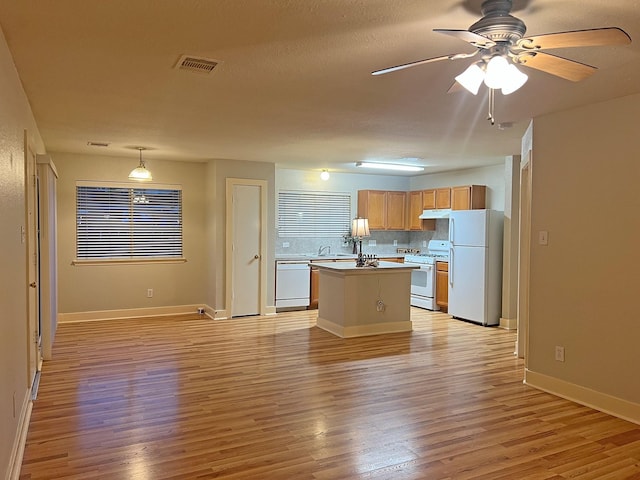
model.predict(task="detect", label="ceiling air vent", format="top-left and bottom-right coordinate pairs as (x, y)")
top-left (175, 55), bottom-right (219, 75)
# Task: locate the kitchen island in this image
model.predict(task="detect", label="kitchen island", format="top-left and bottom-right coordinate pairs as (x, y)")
top-left (313, 261), bottom-right (418, 338)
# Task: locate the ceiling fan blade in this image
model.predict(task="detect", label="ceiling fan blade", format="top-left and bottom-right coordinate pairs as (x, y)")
top-left (434, 29), bottom-right (496, 48)
top-left (517, 27), bottom-right (631, 51)
top-left (447, 81), bottom-right (465, 94)
top-left (371, 52), bottom-right (476, 76)
top-left (516, 51), bottom-right (596, 82)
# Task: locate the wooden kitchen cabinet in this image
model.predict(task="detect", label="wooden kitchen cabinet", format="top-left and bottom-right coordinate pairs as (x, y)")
top-left (386, 191), bottom-right (407, 230)
top-left (436, 261), bottom-right (448, 311)
top-left (422, 188), bottom-right (451, 210)
top-left (309, 266), bottom-right (319, 309)
top-left (357, 190), bottom-right (386, 229)
top-left (358, 190), bottom-right (407, 230)
top-left (435, 188), bottom-right (451, 209)
top-left (451, 185), bottom-right (486, 210)
top-left (409, 190), bottom-right (435, 231)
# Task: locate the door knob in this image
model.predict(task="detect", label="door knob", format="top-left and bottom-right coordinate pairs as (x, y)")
top-left (29, 282), bottom-right (37, 288)
top-left (254, 254), bottom-right (260, 259)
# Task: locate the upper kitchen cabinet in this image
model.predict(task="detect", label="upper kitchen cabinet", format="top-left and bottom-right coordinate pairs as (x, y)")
top-left (409, 191), bottom-right (435, 231)
top-left (358, 190), bottom-right (407, 230)
top-left (451, 185), bottom-right (486, 210)
top-left (423, 188), bottom-right (451, 210)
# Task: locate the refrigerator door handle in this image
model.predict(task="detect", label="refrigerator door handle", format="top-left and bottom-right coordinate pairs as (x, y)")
top-left (449, 247), bottom-right (453, 286)
top-left (449, 217), bottom-right (454, 244)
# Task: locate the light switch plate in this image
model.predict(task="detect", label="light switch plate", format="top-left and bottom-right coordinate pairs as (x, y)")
top-left (539, 231), bottom-right (549, 245)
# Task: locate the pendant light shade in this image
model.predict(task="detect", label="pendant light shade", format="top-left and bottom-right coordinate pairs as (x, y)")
top-left (501, 64), bottom-right (528, 95)
top-left (128, 147), bottom-right (152, 181)
top-left (455, 63), bottom-right (484, 95)
top-left (456, 57), bottom-right (528, 96)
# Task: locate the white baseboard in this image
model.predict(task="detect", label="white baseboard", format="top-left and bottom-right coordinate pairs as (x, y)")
top-left (525, 369), bottom-right (640, 425)
top-left (59, 304), bottom-right (213, 323)
top-left (264, 306), bottom-right (277, 316)
top-left (500, 316), bottom-right (517, 330)
top-left (316, 317), bottom-right (412, 338)
top-left (7, 390), bottom-right (32, 480)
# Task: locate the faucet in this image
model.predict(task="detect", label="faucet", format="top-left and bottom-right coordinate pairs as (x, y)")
top-left (318, 245), bottom-right (331, 256)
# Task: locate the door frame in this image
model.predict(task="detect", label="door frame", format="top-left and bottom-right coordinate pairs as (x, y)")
top-left (225, 178), bottom-right (268, 317)
top-left (24, 131), bottom-right (42, 389)
top-left (516, 152), bottom-right (532, 361)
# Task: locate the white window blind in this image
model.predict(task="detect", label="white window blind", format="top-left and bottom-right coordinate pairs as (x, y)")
top-left (76, 183), bottom-right (183, 260)
top-left (278, 190), bottom-right (351, 237)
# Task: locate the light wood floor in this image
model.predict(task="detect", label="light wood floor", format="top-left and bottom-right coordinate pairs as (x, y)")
top-left (20, 309), bottom-right (640, 479)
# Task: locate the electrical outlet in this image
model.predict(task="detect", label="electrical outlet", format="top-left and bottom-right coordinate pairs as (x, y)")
top-left (282, 242), bottom-right (290, 248)
top-left (555, 346), bottom-right (565, 362)
top-left (147, 288), bottom-right (153, 298)
top-left (422, 240), bottom-right (427, 247)
top-left (393, 240), bottom-right (398, 246)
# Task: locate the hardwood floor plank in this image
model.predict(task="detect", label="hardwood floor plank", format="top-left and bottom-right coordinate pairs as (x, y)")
top-left (19, 309), bottom-right (640, 479)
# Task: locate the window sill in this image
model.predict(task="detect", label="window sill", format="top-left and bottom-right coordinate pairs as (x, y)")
top-left (72, 258), bottom-right (187, 266)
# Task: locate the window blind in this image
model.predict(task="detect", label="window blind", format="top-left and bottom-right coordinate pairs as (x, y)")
top-left (278, 190), bottom-right (351, 237)
top-left (76, 184), bottom-right (183, 260)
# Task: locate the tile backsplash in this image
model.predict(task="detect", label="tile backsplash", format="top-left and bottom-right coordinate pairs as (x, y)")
top-left (276, 219), bottom-right (449, 255)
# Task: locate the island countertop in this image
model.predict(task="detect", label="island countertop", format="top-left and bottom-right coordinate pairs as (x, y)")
top-left (311, 261), bottom-right (418, 273)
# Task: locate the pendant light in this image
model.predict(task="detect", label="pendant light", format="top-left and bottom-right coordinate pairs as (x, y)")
top-left (128, 147), bottom-right (152, 181)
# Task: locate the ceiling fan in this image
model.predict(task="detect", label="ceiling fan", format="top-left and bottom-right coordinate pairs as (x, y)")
top-left (372, 0), bottom-right (631, 118)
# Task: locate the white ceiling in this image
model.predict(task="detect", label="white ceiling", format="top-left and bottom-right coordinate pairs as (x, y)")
top-left (0, 0), bottom-right (639, 175)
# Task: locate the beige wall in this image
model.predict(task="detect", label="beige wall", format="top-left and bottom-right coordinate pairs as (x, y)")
top-left (208, 160), bottom-right (276, 312)
top-left (527, 93), bottom-right (640, 409)
top-left (54, 152), bottom-right (208, 314)
top-left (0, 28), bottom-right (45, 478)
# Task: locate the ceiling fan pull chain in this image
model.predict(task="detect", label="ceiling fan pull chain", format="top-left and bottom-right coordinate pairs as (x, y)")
top-left (487, 88), bottom-right (496, 125)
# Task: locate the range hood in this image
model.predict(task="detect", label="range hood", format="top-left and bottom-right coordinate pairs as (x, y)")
top-left (419, 209), bottom-right (451, 219)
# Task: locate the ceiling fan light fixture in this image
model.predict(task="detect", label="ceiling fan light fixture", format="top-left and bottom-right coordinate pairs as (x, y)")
top-left (483, 55), bottom-right (510, 89)
top-left (455, 63), bottom-right (485, 95)
top-left (128, 147), bottom-right (153, 181)
top-left (501, 64), bottom-right (528, 95)
top-left (355, 161), bottom-right (424, 172)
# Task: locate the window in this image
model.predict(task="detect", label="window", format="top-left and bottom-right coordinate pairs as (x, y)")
top-left (76, 182), bottom-right (183, 262)
top-left (278, 190), bottom-right (351, 237)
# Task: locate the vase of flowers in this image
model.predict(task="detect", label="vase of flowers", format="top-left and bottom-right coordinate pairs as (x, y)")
top-left (342, 233), bottom-right (358, 254)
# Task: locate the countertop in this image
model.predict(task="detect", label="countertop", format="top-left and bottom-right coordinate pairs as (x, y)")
top-left (276, 253), bottom-right (403, 262)
top-left (312, 261), bottom-right (418, 273)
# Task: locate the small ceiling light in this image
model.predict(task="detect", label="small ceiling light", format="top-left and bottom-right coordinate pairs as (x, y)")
top-left (455, 63), bottom-right (484, 95)
top-left (320, 169), bottom-right (330, 181)
top-left (355, 162), bottom-right (424, 172)
top-left (128, 147), bottom-right (153, 182)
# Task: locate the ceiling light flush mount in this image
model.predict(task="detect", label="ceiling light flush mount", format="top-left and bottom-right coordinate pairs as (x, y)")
top-left (320, 169), bottom-right (330, 181)
top-left (128, 147), bottom-right (153, 182)
top-left (355, 162), bottom-right (424, 172)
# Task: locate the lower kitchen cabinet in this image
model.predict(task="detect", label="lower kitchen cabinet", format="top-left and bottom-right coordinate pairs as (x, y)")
top-left (309, 266), bottom-right (319, 309)
top-left (436, 261), bottom-right (448, 312)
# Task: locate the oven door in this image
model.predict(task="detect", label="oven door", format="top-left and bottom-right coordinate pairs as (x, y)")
top-left (407, 263), bottom-right (435, 298)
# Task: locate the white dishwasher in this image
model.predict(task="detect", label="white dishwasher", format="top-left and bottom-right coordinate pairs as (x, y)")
top-left (276, 261), bottom-right (311, 308)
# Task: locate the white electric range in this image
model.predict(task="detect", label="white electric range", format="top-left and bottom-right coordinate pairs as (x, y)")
top-left (404, 240), bottom-right (450, 310)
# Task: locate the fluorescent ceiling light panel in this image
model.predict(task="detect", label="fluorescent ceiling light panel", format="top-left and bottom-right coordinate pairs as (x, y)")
top-left (355, 162), bottom-right (424, 172)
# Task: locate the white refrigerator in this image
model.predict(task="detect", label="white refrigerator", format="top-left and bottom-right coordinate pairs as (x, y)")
top-left (448, 209), bottom-right (503, 326)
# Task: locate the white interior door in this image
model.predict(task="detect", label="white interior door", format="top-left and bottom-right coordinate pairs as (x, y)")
top-left (226, 179), bottom-right (267, 317)
top-left (25, 135), bottom-right (42, 388)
